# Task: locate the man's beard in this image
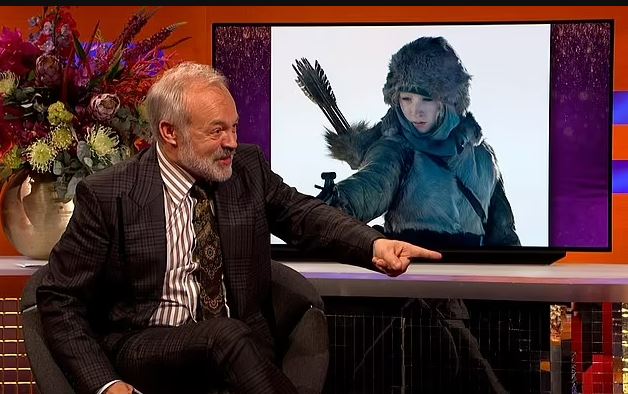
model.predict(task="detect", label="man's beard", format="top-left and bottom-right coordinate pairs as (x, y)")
top-left (179, 136), bottom-right (235, 182)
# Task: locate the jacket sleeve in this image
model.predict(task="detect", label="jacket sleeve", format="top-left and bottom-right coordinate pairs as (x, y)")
top-left (329, 137), bottom-right (408, 223)
top-left (484, 177), bottom-right (521, 246)
top-left (36, 180), bottom-right (119, 394)
top-left (256, 146), bottom-right (385, 269)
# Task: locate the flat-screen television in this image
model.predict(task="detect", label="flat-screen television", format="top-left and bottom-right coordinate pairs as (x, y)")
top-left (213, 21), bottom-right (613, 263)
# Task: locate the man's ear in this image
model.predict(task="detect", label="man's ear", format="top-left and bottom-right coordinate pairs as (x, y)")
top-left (159, 121), bottom-right (178, 147)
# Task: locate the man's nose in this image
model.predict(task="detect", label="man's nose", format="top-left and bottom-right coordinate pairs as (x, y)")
top-left (222, 129), bottom-right (238, 149)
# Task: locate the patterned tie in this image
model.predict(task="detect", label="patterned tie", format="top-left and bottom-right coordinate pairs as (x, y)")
top-left (191, 181), bottom-right (227, 319)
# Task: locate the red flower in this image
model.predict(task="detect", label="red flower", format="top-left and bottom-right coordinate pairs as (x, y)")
top-left (134, 138), bottom-right (151, 152)
top-left (0, 6), bottom-right (187, 200)
top-left (0, 98), bottom-right (22, 155)
top-left (29, 6), bottom-right (79, 60)
top-left (0, 27), bottom-right (41, 77)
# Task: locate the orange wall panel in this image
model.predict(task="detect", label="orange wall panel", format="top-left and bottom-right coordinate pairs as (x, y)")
top-left (614, 126), bottom-right (628, 160)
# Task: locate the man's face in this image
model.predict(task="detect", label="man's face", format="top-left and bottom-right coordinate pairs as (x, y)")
top-left (177, 84), bottom-right (239, 182)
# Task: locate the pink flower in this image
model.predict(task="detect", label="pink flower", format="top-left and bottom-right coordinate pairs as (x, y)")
top-left (35, 54), bottom-right (62, 86)
top-left (0, 27), bottom-right (41, 77)
top-left (90, 93), bottom-right (121, 122)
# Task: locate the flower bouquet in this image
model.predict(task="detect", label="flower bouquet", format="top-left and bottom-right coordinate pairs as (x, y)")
top-left (0, 6), bottom-right (188, 200)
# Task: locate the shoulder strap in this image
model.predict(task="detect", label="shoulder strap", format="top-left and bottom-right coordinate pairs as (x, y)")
top-left (422, 152), bottom-right (487, 226)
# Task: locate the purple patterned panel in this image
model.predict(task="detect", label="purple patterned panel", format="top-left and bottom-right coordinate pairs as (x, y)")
top-left (550, 22), bottom-right (611, 248)
top-left (214, 25), bottom-right (272, 160)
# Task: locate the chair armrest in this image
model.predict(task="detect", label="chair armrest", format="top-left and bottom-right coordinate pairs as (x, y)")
top-left (282, 307), bottom-right (329, 394)
top-left (20, 264), bottom-right (76, 394)
top-left (270, 261), bottom-right (329, 393)
top-left (20, 264), bottom-right (49, 312)
top-left (270, 260), bottom-right (324, 340)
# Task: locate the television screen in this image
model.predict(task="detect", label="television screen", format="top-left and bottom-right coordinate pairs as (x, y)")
top-left (213, 21), bottom-right (612, 257)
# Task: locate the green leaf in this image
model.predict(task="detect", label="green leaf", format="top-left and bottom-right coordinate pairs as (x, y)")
top-left (87, 75), bottom-right (104, 91)
top-left (65, 175), bottom-right (82, 200)
top-left (52, 160), bottom-right (64, 175)
top-left (69, 160), bottom-right (83, 170)
top-left (116, 106), bottom-right (131, 117)
top-left (85, 21), bottom-right (101, 58)
top-left (76, 141), bottom-right (91, 162)
top-left (105, 55), bottom-right (123, 82)
top-left (0, 166), bottom-right (12, 180)
top-left (72, 32), bottom-right (87, 63)
top-left (109, 150), bottom-right (122, 164)
top-left (83, 157), bottom-right (93, 168)
top-left (33, 102), bottom-right (46, 113)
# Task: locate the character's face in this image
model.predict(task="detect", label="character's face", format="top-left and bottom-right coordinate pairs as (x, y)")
top-left (399, 92), bottom-right (442, 134)
top-left (177, 84), bottom-right (239, 182)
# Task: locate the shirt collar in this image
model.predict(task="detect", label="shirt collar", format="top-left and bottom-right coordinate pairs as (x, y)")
top-left (156, 143), bottom-right (196, 205)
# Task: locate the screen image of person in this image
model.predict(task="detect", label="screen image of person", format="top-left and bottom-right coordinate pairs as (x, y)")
top-left (294, 36), bottom-right (514, 393)
top-left (35, 61), bottom-right (442, 394)
top-left (296, 36), bottom-right (520, 250)
top-left (272, 24), bottom-right (551, 249)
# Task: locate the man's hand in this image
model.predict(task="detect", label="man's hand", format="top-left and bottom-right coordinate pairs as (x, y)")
top-left (105, 381), bottom-right (136, 394)
top-left (372, 239), bottom-right (442, 277)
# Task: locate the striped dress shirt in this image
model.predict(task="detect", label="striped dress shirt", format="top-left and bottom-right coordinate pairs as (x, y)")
top-left (149, 144), bottom-right (229, 326)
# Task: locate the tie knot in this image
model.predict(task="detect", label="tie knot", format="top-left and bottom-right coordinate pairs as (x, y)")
top-left (190, 181), bottom-right (211, 201)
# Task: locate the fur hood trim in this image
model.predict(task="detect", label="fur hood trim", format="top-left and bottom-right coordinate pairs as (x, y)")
top-left (327, 110), bottom-right (483, 168)
top-left (324, 121), bottom-right (382, 170)
top-left (382, 36), bottom-right (471, 115)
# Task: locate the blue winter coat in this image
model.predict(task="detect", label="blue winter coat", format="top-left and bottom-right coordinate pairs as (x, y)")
top-left (324, 109), bottom-right (520, 248)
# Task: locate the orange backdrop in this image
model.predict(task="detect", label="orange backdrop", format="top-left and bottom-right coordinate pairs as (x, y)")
top-left (0, 5), bottom-right (626, 263)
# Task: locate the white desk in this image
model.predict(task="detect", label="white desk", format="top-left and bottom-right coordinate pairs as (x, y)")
top-left (3, 256), bottom-right (628, 302)
top-left (281, 261), bottom-right (628, 302)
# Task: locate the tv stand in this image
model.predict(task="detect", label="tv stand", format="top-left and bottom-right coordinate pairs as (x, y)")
top-left (272, 245), bottom-right (567, 265)
top-left (437, 250), bottom-right (566, 264)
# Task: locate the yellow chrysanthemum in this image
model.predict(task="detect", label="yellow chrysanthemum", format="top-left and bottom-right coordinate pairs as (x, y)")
top-left (47, 101), bottom-right (74, 126)
top-left (26, 140), bottom-right (56, 173)
top-left (50, 126), bottom-right (74, 151)
top-left (0, 71), bottom-right (18, 96)
top-left (86, 125), bottom-right (119, 157)
top-left (2, 146), bottom-right (23, 169)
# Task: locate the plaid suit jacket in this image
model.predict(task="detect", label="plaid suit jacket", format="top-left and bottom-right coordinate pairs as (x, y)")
top-left (36, 143), bottom-right (383, 394)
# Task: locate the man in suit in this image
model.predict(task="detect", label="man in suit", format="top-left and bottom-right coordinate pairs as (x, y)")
top-left (36, 62), bottom-right (442, 394)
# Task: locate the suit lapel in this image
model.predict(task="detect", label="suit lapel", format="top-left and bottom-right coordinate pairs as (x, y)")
top-left (128, 146), bottom-right (164, 209)
top-left (214, 167), bottom-right (255, 316)
top-left (123, 147), bottom-right (167, 293)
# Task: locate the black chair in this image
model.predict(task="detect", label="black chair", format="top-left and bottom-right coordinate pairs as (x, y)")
top-left (20, 261), bottom-right (329, 394)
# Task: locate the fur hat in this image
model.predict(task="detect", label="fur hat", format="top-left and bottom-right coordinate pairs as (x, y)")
top-left (382, 36), bottom-right (471, 115)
